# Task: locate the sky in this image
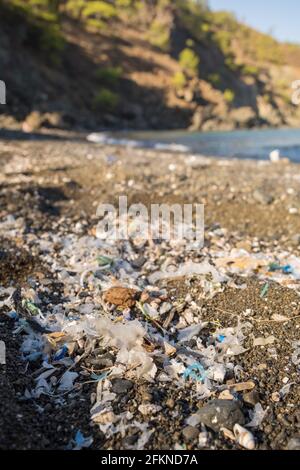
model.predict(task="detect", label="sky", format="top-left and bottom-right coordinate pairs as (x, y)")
top-left (209, 0), bottom-right (300, 44)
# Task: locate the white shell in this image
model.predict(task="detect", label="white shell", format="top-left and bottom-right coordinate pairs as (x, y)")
top-left (91, 408), bottom-right (116, 424)
top-left (234, 424), bottom-right (256, 450)
top-left (163, 341), bottom-right (176, 356)
top-left (138, 404), bottom-right (162, 416)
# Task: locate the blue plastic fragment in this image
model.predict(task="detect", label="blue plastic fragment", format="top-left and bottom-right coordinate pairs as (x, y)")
top-left (268, 263), bottom-right (293, 275)
top-left (268, 263), bottom-right (281, 272)
top-left (217, 335), bottom-right (226, 343)
top-left (75, 430), bottom-right (85, 446)
top-left (53, 344), bottom-right (68, 361)
top-left (90, 371), bottom-right (109, 382)
top-left (73, 430), bottom-right (93, 450)
top-left (24, 352), bottom-right (43, 362)
top-left (8, 311), bottom-right (18, 320)
top-left (183, 362), bottom-right (206, 382)
top-left (282, 265), bottom-right (293, 274)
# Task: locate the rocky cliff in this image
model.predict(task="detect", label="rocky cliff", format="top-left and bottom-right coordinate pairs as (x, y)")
top-left (1, 0), bottom-right (300, 132)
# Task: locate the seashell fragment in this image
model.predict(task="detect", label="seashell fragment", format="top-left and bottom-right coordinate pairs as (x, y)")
top-left (234, 424), bottom-right (255, 450)
top-left (230, 381), bottom-right (255, 392)
top-left (163, 341), bottom-right (176, 356)
top-left (138, 404), bottom-right (162, 416)
top-left (221, 427), bottom-right (235, 441)
top-left (91, 408), bottom-right (116, 425)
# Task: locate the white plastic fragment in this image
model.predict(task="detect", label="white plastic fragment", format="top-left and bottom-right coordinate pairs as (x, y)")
top-left (69, 317), bottom-right (157, 380)
top-left (195, 382), bottom-right (212, 400)
top-left (143, 303), bottom-right (159, 319)
top-left (269, 149), bottom-right (281, 162)
top-left (207, 364), bottom-right (226, 383)
top-left (178, 324), bottom-right (204, 343)
top-left (280, 382), bottom-right (295, 398)
top-left (198, 429), bottom-right (209, 448)
top-left (253, 336), bottom-right (275, 347)
top-left (271, 314), bottom-right (289, 322)
top-left (132, 422), bottom-right (154, 450)
top-left (246, 403), bottom-right (267, 428)
top-left (165, 359), bottom-right (186, 378)
top-left (148, 260), bottom-right (226, 284)
top-left (0, 340), bottom-right (6, 365)
top-left (186, 414), bottom-right (201, 426)
top-left (292, 348), bottom-right (300, 366)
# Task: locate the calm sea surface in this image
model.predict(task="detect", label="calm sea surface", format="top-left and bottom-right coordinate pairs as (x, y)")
top-left (121, 127), bottom-right (300, 162)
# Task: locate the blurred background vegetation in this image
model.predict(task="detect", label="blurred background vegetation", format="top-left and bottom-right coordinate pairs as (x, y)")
top-left (1, 0), bottom-right (300, 131)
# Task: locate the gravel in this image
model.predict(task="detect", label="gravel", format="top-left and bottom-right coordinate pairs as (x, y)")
top-left (0, 136), bottom-right (299, 450)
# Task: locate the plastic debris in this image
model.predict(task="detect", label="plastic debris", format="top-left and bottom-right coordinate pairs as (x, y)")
top-left (217, 335), bottom-right (226, 343)
top-left (271, 314), bottom-right (289, 322)
top-left (269, 149), bottom-right (281, 162)
top-left (73, 430), bottom-right (93, 450)
top-left (25, 352), bottom-right (43, 362)
top-left (96, 255), bottom-right (114, 268)
top-left (3, 168), bottom-right (300, 451)
top-left (215, 250), bottom-right (269, 273)
top-left (142, 303), bottom-right (160, 320)
top-left (207, 364), bottom-right (226, 383)
top-left (53, 345), bottom-right (68, 361)
top-left (45, 332), bottom-right (66, 349)
top-left (260, 282), bottom-right (269, 299)
top-left (292, 342), bottom-right (300, 366)
top-left (198, 429), bottom-right (209, 448)
top-left (148, 260), bottom-right (226, 284)
top-left (253, 336), bottom-right (275, 347)
top-left (186, 413), bottom-right (201, 427)
top-left (271, 392), bottom-right (281, 403)
top-left (246, 403), bottom-right (267, 428)
top-left (58, 371), bottom-right (78, 391)
top-left (22, 299), bottom-right (44, 318)
top-left (269, 263), bottom-right (293, 274)
top-left (90, 372), bottom-right (109, 382)
top-left (183, 363), bottom-right (206, 382)
top-left (0, 340), bottom-right (6, 365)
top-left (178, 324), bottom-right (204, 343)
top-left (65, 316), bottom-right (157, 380)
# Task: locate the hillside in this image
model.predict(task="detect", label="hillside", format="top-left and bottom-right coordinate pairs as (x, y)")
top-left (1, 0), bottom-right (300, 131)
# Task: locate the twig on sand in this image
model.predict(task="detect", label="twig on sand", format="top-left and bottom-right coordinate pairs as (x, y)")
top-left (136, 301), bottom-right (166, 334)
